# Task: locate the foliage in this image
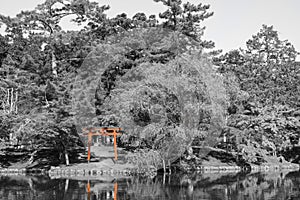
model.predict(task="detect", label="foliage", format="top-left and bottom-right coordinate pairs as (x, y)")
top-left (217, 26), bottom-right (300, 107)
top-left (1, 0), bottom-right (299, 169)
top-left (214, 25), bottom-right (300, 164)
top-left (246, 25), bottom-right (299, 64)
top-left (227, 104), bottom-right (300, 163)
top-left (154, 0), bottom-right (214, 48)
top-left (98, 53), bottom-right (227, 166)
top-left (71, 24), bottom-right (228, 170)
top-left (0, 0), bottom-right (99, 166)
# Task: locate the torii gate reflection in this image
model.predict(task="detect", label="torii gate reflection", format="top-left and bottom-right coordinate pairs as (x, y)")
top-left (87, 181), bottom-right (118, 200)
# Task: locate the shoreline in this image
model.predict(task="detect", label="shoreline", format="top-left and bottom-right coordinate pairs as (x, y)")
top-left (0, 162), bottom-right (298, 177)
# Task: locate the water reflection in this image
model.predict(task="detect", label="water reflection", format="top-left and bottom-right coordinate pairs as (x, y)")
top-left (0, 171), bottom-right (300, 200)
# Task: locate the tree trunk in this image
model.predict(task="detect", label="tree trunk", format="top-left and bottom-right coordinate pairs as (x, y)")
top-left (5, 88), bottom-right (18, 114)
top-left (51, 52), bottom-right (58, 77)
top-left (10, 88), bottom-right (13, 113)
top-left (15, 91), bottom-right (18, 113)
top-left (64, 179), bottom-right (69, 193)
top-left (168, 159), bottom-right (171, 175)
top-left (6, 89), bottom-right (9, 113)
top-left (163, 159), bottom-right (166, 174)
top-left (65, 151), bottom-right (69, 166)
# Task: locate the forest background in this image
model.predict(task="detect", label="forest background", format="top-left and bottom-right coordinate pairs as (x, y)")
top-left (0, 0), bottom-right (299, 170)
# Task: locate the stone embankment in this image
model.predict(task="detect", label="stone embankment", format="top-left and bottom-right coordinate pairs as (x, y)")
top-left (0, 163), bottom-right (298, 177)
top-left (0, 168), bottom-right (47, 175)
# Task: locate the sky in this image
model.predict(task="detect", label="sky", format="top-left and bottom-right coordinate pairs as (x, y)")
top-left (0, 0), bottom-right (299, 59)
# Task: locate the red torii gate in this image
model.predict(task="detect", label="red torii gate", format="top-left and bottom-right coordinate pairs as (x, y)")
top-left (82, 127), bottom-right (122, 162)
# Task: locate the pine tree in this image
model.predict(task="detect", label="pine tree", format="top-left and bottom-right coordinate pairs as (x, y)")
top-left (246, 25), bottom-right (299, 64)
top-left (154, 0), bottom-right (214, 48)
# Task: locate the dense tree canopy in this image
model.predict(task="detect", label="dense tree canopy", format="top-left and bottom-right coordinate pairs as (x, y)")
top-left (217, 25), bottom-right (300, 107)
top-left (71, 27), bottom-right (228, 170)
top-left (215, 25), bottom-right (300, 165)
top-left (0, 0), bottom-right (299, 170)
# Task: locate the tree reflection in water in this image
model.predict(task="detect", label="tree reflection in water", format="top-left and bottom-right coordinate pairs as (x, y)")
top-left (0, 171), bottom-right (300, 200)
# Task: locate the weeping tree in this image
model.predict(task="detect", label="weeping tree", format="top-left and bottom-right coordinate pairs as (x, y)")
top-left (99, 54), bottom-right (227, 170)
top-left (72, 26), bottom-right (228, 171)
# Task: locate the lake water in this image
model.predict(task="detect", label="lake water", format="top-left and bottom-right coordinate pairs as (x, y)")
top-left (0, 171), bottom-right (300, 200)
